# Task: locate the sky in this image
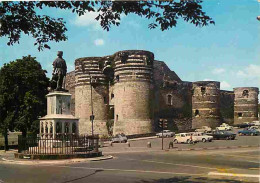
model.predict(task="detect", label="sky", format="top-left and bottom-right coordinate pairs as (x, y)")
top-left (0, 0), bottom-right (260, 92)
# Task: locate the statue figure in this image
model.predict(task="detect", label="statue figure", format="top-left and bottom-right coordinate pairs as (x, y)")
top-left (51, 51), bottom-right (67, 91)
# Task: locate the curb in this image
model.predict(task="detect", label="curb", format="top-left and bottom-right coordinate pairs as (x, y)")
top-left (128, 136), bottom-right (158, 141)
top-left (175, 145), bottom-right (260, 151)
top-left (0, 155), bottom-right (113, 165)
top-left (103, 136), bottom-right (158, 144)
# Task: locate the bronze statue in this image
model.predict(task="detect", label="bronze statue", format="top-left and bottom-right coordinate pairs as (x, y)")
top-left (51, 51), bottom-right (67, 91)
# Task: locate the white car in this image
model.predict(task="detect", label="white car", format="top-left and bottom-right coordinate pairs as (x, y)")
top-left (190, 132), bottom-right (213, 142)
top-left (112, 134), bottom-right (127, 143)
top-left (249, 126), bottom-right (260, 132)
top-left (173, 133), bottom-right (199, 144)
top-left (156, 130), bottom-right (175, 138)
top-left (216, 123), bottom-right (233, 131)
top-left (195, 126), bottom-right (212, 133)
top-left (250, 121), bottom-right (260, 126)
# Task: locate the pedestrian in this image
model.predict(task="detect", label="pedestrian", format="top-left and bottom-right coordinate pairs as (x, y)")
top-left (169, 141), bottom-right (174, 149)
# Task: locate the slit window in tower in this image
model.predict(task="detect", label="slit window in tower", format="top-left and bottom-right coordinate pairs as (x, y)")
top-left (167, 95), bottom-right (172, 105)
top-left (111, 93), bottom-right (114, 99)
top-left (195, 110), bottom-right (199, 117)
top-left (98, 63), bottom-right (103, 70)
top-left (116, 114), bottom-right (118, 121)
top-left (201, 87), bottom-right (206, 95)
top-left (238, 113), bottom-right (242, 117)
top-left (116, 75), bottom-right (120, 82)
top-left (104, 96), bottom-right (108, 104)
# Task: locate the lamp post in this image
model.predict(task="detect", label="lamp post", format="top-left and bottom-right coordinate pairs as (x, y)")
top-left (90, 75), bottom-right (94, 136)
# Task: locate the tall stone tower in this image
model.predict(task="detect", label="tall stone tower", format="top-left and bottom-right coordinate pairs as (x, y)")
top-left (192, 81), bottom-right (221, 128)
top-left (234, 87), bottom-right (259, 124)
top-left (113, 50), bottom-right (154, 135)
top-left (74, 57), bottom-right (109, 135)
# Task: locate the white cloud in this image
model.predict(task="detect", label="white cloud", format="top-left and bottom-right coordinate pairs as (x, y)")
top-left (203, 78), bottom-right (213, 81)
top-left (237, 70), bottom-right (247, 77)
top-left (245, 64), bottom-right (260, 77)
top-left (236, 64), bottom-right (260, 78)
top-left (220, 81), bottom-right (231, 90)
top-left (72, 11), bottom-right (125, 30)
top-left (73, 12), bottom-right (101, 30)
top-left (212, 68), bottom-right (225, 74)
top-left (94, 39), bottom-right (104, 46)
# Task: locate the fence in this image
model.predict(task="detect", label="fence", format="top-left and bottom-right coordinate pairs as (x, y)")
top-left (18, 134), bottom-right (99, 155)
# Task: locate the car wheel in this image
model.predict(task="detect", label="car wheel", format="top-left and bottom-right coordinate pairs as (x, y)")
top-left (251, 133), bottom-right (254, 136)
top-left (202, 138), bottom-right (206, 143)
top-left (239, 133), bottom-right (243, 136)
top-left (174, 139), bottom-right (178, 144)
top-left (226, 136), bottom-right (230, 140)
top-left (209, 139), bottom-right (212, 142)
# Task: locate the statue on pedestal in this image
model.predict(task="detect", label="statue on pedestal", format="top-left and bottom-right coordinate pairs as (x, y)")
top-left (51, 51), bottom-right (67, 91)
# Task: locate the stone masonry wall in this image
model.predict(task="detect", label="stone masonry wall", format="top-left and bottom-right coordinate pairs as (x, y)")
top-left (220, 90), bottom-right (234, 125)
top-left (234, 87), bottom-right (259, 124)
top-left (192, 81), bottom-right (221, 129)
top-left (65, 71), bottom-right (75, 115)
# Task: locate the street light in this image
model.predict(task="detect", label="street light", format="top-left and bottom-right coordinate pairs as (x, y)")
top-left (90, 75), bottom-right (94, 136)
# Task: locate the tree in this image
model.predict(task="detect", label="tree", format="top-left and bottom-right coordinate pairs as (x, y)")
top-left (0, 56), bottom-right (49, 145)
top-left (0, 1), bottom-right (214, 51)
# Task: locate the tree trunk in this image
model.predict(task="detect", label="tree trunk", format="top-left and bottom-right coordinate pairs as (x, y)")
top-left (3, 129), bottom-right (9, 151)
top-left (22, 130), bottom-right (27, 137)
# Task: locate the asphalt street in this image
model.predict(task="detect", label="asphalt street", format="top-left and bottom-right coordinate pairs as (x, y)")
top-left (101, 128), bottom-right (260, 153)
top-left (0, 147), bottom-right (259, 183)
top-left (0, 128), bottom-right (259, 183)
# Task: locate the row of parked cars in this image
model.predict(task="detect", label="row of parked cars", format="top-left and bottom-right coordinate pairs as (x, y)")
top-left (156, 121), bottom-right (260, 144)
top-left (111, 121), bottom-right (260, 144)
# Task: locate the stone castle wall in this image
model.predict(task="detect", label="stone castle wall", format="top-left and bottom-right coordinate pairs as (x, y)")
top-left (220, 90), bottom-right (234, 125)
top-left (65, 71), bottom-right (75, 115)
top-left (234, 87), bottom-right (259, 124)
top-left (112, 50), bottom-right (154, 135)
top-left (74, 57), bottom-right (109, 135)
top-left (64, 49), bottom-right (258, 135)
top-left (192, 81), bottom-right (221, 128)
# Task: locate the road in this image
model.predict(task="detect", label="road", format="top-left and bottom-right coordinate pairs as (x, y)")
top-left (0, 147), bottom-right (259, 183)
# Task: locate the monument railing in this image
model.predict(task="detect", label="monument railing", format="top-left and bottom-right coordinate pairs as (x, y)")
top-left (18, 134), bottom-right (99, 155)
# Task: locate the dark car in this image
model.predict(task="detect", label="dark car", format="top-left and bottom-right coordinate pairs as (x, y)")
top-left (207, 130), bottom-right (236, 140)
top-left (233, 123), bottom-right (251, 128)
top-left (238, 128), bottom-right (260, 136)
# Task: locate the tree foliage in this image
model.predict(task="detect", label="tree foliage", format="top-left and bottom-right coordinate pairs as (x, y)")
top-left (0, 56), bottom-right (49, 136)
top-left (0, 1), bottom-right (214, 51)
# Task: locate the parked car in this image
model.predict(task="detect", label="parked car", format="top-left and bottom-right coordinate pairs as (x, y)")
top-left (238, 128), bottom-right (260, 136)
top-left (156, 130), bottom-right (175, 138)
top-left (249, 126), bottom-right (260, 132)
top-left (249, 121), bottom-right (260, 126)
top-left (216, 123), bottom-right (233, 131)
top-left (112, 134), bottom-right (128, 143)
top-left (173, 133), bottom-right (199, 144)
top-left (190, 132), bottom-right (213, 142)
top-left (207, 130), bottom-right (236, 140)
top-left (233, 122), bottom-right (250, 128)
top-left (195, 126), bottom-right (212, 133)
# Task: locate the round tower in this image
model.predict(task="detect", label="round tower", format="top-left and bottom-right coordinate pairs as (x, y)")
top-left (74, 57), bottom-right (109, 135)
top-left (113, 50), bottom-right (154, 135)
top-left (234, 87), bottom-right (259, 124)
top-left (192, 81), bottom-right (221, 129)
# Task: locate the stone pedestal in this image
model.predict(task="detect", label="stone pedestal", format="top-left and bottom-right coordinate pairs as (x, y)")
top-left (39, 91), bottom-right (79, 139)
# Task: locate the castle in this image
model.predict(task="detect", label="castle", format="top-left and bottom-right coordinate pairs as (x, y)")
top-left (65, 50), bottom-right (259, 136)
